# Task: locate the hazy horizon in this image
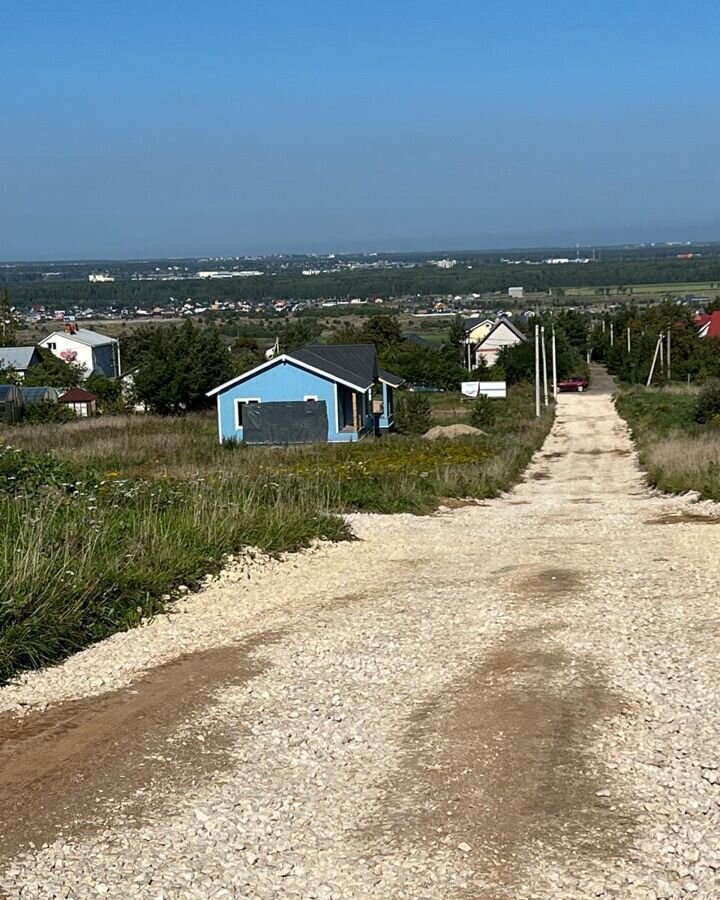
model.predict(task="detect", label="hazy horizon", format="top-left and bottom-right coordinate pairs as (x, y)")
top-left (3, 1), bottom-right (720, 260)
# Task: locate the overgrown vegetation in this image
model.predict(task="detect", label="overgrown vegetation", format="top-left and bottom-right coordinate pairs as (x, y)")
top-left (1, 386), bottom-right (551, 683)
top-left (395, 392), bottom-right (432, 434)
top-left (615, 386), bottom-right (720, 499)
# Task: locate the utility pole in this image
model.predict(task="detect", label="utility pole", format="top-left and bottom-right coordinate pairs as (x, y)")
top-left (551, 326), bottom-right (558, 398)
top-left (541, 326), bottom-right (549, 406)
top-left (659, 333), bottom-right (664, 374)
top-left (610, 322), bottom-right (615, 346)
top-left (534, 324), bottom-right (541, 418)
top-left (646, 333), bottom-right (663, 387)
top-left (666, 329), bottom-right (671, 382)
top-left (626, 327), bottom-right (631, 354)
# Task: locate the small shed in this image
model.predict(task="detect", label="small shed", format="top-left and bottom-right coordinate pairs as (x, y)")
top-left (19, 386), bottom-right (60, 406)
top-left (0, 384), bottom-right (25, 424)
top-left (59, 387), bottom-right (97, 417)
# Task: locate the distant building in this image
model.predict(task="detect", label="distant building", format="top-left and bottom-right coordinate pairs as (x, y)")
top-left (39, 325), bottom-right (121, 378)
top-left (432, 259), bottom-right (457, 269)
top-left (88, 273), bottom-right (115, 282)
top-left (508, 286), bottom-right (524, 299)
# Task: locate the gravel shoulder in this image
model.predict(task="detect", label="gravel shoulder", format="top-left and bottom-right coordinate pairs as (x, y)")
top-left (1, 372), bottom-right (719, 899)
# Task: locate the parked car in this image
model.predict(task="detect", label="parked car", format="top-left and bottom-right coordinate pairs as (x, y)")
top-left (407, 383), bottom-right (446, 393)
top-left (557, 376), bottom-right (589, 393)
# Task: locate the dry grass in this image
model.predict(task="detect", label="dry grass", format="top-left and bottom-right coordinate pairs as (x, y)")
top-left (616, 387), bottom-right (720, 499)
top-left (647, 433), bottom-right (720, 471)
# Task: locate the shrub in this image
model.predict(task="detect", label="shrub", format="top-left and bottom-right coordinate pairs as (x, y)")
top-left (395, 392), bottom-right (432, 434)
top-left (469, 395), bottom-right (496, 428)
top-left (694, 380), bottom-right (720, 424)
top-left (23, 401), bottom-right (76, 425)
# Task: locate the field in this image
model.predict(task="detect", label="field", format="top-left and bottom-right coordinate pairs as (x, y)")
top-left (615, 386), bottom-right (720, 499)
top-left (569, 280), bottom-right (720, 298)
top-left (0, 386), bottom-right (552, 683)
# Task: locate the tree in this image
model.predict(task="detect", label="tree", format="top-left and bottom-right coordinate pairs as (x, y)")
top-left (281, 318), bottom-right (322, 351)
top-left (23, 349), bottom-right (85, 388)
top-left (357, 315), bottom-right (403, 349)
top-left (448, 315), bottom-right (466, 348)
top-left (85, 373), bottom-right (123, 411)
top-left (132, 321), bottom-right (233, 414)
top-left (0, 288), bottom-right (18, 346)
top-left (395, 392), bottom-right (432, 434)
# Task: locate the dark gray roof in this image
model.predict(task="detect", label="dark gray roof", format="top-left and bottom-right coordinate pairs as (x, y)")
top-left (288, 344), bottom-right (378, 390)
top-left (0, 347), bottom-right (40, 370)
top-left (462, 317), bottom-right (491, 332)
top-left (378, 368), bottom-right (405, 388)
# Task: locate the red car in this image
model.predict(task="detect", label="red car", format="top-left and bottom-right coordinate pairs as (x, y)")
top-left (557, 376), bottom-right (589, 393)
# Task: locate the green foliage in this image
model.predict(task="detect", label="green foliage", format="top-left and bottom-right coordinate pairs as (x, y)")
top-left (132, 321), bottom-right (233, 414)
top-left (23, 349), bottom-right (85, 388)
top-left (395, 392), bottom-right (432, 434)
top-left (596, 306), bottom-right (720, 385)
top-left (0, 445), bottom-right (74, 493)
top-left (359, 315), bottom-right (403, 348)
top-left (0, 287), bottom-right (18, 346)
top-left (380, 343), bottom-right (466, 391)
top-left (12, 255), bottom-right (720, 311)
top-left (694, 380), bottom-right (720, 424)
top-left (281, 317), bottom-right (322, 351)
top-left (448, 315), bottom-right (466, 348)
top-left (616, 388), bottom-right (697, 434)
top-left (22, 401), bottom-right (76, 425)
top-left (498, 324), bottom-right (584, 386)
top-left (1, 386), bottom-right (552, 684)
top-left (469, 395), bottom-right (496, 428)
top-left (0, 367), bottom-right (21, 385)
top-left (85, 374), bottom-right (123, 411)
top-left (615, 386), bottom-right (720, 500)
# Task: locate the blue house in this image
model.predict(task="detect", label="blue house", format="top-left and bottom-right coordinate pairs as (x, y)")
top-left (207, 343), bottom-right (404, 445)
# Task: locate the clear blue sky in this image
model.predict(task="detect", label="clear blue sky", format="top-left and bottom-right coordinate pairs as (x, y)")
top-left (2, 0), bottom-right (719, 259)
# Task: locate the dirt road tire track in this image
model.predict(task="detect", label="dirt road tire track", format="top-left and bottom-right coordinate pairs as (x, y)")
top-left (1, 367), bottom-right (719, 898)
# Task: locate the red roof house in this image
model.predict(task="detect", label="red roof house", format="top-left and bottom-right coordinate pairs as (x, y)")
top-left (697, 311), bottom-right (720, 339)
top-left (59, 388), bottom-right (98, 417)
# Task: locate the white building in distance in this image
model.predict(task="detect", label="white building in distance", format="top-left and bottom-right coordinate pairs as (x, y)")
top-left (39, 325), bottom-right (121, 378)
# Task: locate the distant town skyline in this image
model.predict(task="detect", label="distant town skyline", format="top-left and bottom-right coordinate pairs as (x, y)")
top-left (3, 0), bottom-right (720, 260)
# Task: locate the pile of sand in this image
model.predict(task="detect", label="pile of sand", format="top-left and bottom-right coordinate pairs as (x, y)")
top-left (423, 423), bottom-right (485, 440)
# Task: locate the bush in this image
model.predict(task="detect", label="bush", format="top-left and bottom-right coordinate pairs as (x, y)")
top-left (695, 380), bottom-right (720, 424)
top-left (395, 392), bottom-right (432, 434)
top-left (469, 395), bottom-right (496, 428)
top-left (23, 401), bottom-right (76, 425)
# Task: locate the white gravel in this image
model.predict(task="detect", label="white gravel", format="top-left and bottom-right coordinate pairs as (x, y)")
top-left (1, 384), bottom-right (719, 899)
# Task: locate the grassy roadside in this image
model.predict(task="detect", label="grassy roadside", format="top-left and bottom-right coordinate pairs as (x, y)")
top-left (615, 387), bottom-right (720, 499)
top-left (1, 386), bottom-right (552, 683)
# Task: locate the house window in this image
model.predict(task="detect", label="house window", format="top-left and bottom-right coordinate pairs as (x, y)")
top-left (48, 342), bottom-right (56, 350)
top-left (235, 398), bottom-right (261, 429)
top-left (303, 395), bottom-right (319, 401)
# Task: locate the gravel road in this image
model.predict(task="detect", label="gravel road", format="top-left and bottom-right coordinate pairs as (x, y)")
top-left (1, 370), bottom-right (719, 899)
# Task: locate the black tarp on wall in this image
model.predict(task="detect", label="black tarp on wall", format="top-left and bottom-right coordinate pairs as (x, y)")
top-left (243, 400), bottom-right (329, 445)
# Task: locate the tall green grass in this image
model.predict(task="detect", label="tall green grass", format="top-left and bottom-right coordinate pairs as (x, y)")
top-left (616, 387), bottom-right (720, 499)
top-left (1, 385), bottom-right (552, 683)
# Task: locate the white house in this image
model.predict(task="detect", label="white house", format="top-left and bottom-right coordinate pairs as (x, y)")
top-left (39, 325), bottom-right (120, 378)
top-left (474, 317), bottom-right (526, 367)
